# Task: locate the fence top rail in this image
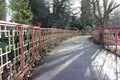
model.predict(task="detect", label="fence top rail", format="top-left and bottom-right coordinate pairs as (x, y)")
top-left (0, 21), bottom-right (39, 29)
top-left (92, 26), bottom-right (120, 30)
top-left (92, 27), bottom-right (100, 30)
top-left (40, 28), bottom-right (77, 31)
top-left (0, 21), bottom-right (81, 31)
top-left (41, 28), bottom-right (53, 30)
top-left (0, 21), bottom-right (19, 27)
top-left (104, 26), bottom-right (120, 29)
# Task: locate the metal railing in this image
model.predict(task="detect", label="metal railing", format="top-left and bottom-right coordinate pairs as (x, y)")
top-left (0, 21), bottom-right (79, 80)
top-left (92, 26), bottom-right (120, 56)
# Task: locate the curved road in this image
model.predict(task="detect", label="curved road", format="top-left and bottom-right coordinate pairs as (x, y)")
top-left (31, 36), bottom-right (120, 80)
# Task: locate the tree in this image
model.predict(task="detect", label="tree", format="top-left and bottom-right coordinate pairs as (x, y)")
top-left (30, 0), bottom-right (51, 27)
top-left (9, 0), bottom-right (33, 24)
top-left (80, 0), bottom-right (93, 29)
top-left (0, 0), bottom-right (6, 20)
top-left (92, 0), bottom-right (120, 27)
top-left (52, 0), bottom-right (73, 28)
top-left (108, 7), bottom-right (120, 26)
top-left (70, 16), bottom-right (82, 30)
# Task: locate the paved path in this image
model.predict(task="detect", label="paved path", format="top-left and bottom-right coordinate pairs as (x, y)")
top-left (31, 36), bottom-right (120, 80)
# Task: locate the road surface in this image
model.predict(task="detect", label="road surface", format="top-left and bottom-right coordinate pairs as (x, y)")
top-left (31, 36), bottom-right (120, 80)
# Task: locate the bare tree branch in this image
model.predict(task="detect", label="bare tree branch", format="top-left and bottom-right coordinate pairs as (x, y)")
top-left (109, 3), bottom-right (120, 13)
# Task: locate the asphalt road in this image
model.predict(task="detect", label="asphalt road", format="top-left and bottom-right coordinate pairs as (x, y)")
top-left (31, 36), bottom-right (120, 80)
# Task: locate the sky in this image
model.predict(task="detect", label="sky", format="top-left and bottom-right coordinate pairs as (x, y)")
top-left (72, 0), bottom-right (81, 16)
top-left (115, 0), bottom-right (120, 3)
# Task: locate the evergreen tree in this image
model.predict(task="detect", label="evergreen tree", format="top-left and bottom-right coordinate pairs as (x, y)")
top-left (71, 16), bottom-right (81, 30)
top-left (52, 0), bottom-right (73, 28)
top-left (10, 0), bottom-right (33, 24)
top-left (0, 0), bottom-right (6, 20)
top-left (30, 0), bottom-right (51, 27)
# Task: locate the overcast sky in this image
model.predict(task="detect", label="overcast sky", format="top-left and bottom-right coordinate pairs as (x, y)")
top-left (115, 0), bottom-right (120, 3)
top-left (72, 0), bottom-right (81, 16)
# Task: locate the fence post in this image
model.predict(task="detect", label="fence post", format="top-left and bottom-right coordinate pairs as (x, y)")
top-left (102, 25), bottom-right (104, 43)
top-left (31, 26), bottom-right (35, 62)
top-left (108, 28), bottom-right (110, 48)
top-left (19, 24), bottom-right (25, 72)
top-left (52, 26), bottom-right (54, 44)
top-left (115, 28), bottom-right (118, 52)
top-left (37, 23), bottom-right (42, 55)
top-left (60, 27), bottom-right (62, 41)
top-left (93, 30), bottom-right (95, 39)
top-left (0, 69), bottom-right (2, 80)
top-left (98, 27), bottom-right (100, 42)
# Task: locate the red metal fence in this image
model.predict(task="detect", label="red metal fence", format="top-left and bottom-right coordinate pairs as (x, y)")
top-left (92, 26), bottom-right (120, 56)
top-left (0, 21), bottom-right (79, 80)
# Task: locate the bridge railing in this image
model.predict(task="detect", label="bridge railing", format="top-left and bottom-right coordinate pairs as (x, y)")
top-left (92, 26), bottom-right (120, 56)
top-left (0, 21), bottom-right (79, 80)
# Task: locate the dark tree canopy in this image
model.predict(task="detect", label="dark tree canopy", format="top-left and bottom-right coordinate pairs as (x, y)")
top-left (52, 0), bottom-right (73, 28)
top-left (0, 0), bottom-right (6, 20)
top-left (30, 0), bottom-right (51, 27)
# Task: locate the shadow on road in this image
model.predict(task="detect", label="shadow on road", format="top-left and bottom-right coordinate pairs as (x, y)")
top-left (31, 36), bottom-right (113, 80)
